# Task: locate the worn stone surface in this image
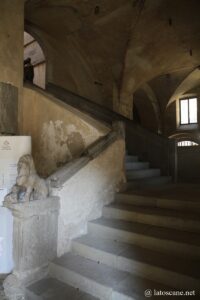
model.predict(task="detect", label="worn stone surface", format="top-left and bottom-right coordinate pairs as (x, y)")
top-left (4, 197), bottom-right (60, 288)
top-left (22, 87), bottom-right (110, 177)
top-left (3, 274), bottom-right (25, 300)
top-left (26, 277), bottom-right (99, 300)
top-left (0, 289), bottom-right (7, 299)
top-left (0, 83), bottom-right (18, 135)
top-left (0, 276), bottom-right (7, 300)
top-left (51, 138), bottom-right (125, 256)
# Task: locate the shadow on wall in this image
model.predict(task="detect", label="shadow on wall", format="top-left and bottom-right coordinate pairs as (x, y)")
top-left (24, 32), bottom-right (46, 89)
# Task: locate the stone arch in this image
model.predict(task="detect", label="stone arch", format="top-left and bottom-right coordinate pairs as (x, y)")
top-left (166, 68), bottom-right (200, 108)
top-left (24, 29), bottom-right (46, 89)
top-left (169, 132), bottom-right (200, 144)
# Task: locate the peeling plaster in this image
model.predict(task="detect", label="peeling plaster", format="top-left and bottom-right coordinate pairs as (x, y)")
top-left (39, 120), bottom-right (86, 175)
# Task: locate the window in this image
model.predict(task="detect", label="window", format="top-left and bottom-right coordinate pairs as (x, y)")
top-left (177, 140), bottom-right (198, 147)
top-left (180, 98), bottom-right (197, 125)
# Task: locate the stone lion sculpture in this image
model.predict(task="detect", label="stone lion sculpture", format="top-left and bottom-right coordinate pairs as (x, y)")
top-left (4, 154), bottom-right (49, 204)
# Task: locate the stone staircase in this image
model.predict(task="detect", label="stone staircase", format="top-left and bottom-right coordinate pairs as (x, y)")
top-left (26, 155), bottom-right (200, 299)
top-left (125, 155), bottom-right (171, 190)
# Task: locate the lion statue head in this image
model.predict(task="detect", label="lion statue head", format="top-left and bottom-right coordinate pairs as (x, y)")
top-left (4, 154), bottom-right (49, 204)
top-left (16, 154), bottom-right (36, 186)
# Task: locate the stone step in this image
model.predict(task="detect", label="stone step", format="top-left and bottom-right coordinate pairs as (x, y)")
top-left (126, 168), bottom-right (160, 180)
top-left (115, 193), bottom-right (200, 213)
top-left (102, 203), bottom-right (200, 233)
top-left (125, 162), bottom-right (149, 171)
top-left (88, 218), bottom-right (200, 259)
top-left (72, 234), bottom-right (200, 289)
top-left (125, 155), bottom-right (138, 163)
top-left (125, 176), bottom-right (172, 190)
top-left (26, 277), bottom-right (98, 300)
top-left (49, 252), bottom-right (171, 300)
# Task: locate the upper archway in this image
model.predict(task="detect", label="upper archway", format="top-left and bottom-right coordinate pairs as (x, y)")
top-left (24, 32), bottom-right (46, 89)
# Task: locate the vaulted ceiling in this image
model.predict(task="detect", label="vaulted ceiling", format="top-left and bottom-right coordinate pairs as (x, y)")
top-left (25, 0), bottom-right (200, 119)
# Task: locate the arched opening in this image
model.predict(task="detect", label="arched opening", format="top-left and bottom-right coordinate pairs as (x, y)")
top-left (24, 32), bottom-right (46, 89)
top-left (176, 139), bottom-right (200, 182)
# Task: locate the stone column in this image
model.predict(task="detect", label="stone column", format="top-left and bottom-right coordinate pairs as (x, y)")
top-left (0, 0), bottom-right (24, 134)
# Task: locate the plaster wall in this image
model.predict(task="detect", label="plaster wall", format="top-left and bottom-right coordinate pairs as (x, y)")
top-left (46, 36), bottom-right (105, 106)
top-left (0, 0), bottom-right (23, 88)
top-left (22, 87), bottom-right (109, 176)
top-left (52, 138), bottom-right (125, 256)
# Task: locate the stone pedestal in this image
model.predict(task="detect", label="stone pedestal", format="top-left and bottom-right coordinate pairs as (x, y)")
top-left (3, 197), bottom-right (60, 299)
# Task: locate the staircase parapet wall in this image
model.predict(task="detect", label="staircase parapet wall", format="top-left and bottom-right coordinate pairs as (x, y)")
top-left (48, 130), bottom-right (121, 189)
top-left (50, 137), bottom-right (126, 257)
top-left (126, 123), bottom-right (176, 178)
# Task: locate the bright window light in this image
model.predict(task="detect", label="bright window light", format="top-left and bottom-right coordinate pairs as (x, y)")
top-left (180, 99), bottom-right (188, 124)
top-left (189, 98), bottom-right (197, 123)
top-left (180, 98), bottom-right (198, 124)
top-left (178, 140), bottom-right (198, 147)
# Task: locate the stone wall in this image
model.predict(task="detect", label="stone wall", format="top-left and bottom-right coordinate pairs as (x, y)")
top-left (52, 138), bottom-right (125, 256)
top-left (22, 86), bottom-right (110, 176)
